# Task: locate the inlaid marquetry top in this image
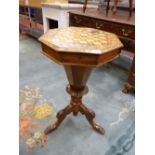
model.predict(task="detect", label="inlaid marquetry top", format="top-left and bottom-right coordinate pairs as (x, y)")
top-left (39, 27), bottom-right (123, 54)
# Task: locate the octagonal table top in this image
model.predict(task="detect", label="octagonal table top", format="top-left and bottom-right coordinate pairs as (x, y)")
top-left (39, 27), bottom-right (123, 55)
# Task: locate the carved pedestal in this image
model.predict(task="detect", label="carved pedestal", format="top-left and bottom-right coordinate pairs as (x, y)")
top-left (45, 66), bottom-right (105, 135)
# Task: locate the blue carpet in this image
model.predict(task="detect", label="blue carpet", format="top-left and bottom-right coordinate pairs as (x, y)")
top-left (19, 35), bottom-right (135, 155)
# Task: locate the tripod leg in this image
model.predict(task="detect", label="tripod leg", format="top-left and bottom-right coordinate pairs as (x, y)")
top-left (44, 104), bottom-right (72, 135)
top-left (79, 104), bottom-right (105, 134)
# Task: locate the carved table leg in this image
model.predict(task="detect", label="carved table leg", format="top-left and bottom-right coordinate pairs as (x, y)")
top-left (79, 104), bottom-right (105, 134)
top-left (44, 104), bottom-right (72, 135)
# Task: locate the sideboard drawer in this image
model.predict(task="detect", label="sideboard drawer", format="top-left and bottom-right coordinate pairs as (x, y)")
top-left (95, 20), bottom-right (134, 40)
top-left (70, 14), bottom-right (135, 40)
top-left (70, 14), bottom-right (95, 27)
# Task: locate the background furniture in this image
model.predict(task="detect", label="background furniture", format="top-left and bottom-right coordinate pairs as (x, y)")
top-left (122, 56), bottom-right (135, 93)
top-left (19, 2), bottom-right (97, 36)
top-left (106, 0), bottom-right (133, 18)
top-left (41, 3), bottom-right (97, 33)
top-left (69, 10), bottom-right (135, 93)
top-left (19, 1), bottom-right (43, 38)
top-left (39, 27), bottom-right (123, 135)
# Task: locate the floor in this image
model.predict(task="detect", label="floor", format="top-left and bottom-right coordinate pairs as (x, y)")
top-left (19, 35), bottom-right (135, 155)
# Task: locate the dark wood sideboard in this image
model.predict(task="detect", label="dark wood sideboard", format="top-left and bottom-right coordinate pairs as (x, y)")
top-left (69, 10), bottom-right (135, 93)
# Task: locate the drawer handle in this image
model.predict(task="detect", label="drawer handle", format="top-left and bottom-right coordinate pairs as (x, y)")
top-left (74, 16), bottom-right (82, 24)
top-left (96, 23), bottom-right (103, 29)
top-left (122, 29), bottom-right (132, 37)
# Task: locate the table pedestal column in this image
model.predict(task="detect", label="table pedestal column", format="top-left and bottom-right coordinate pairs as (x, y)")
top-left (44, 66), bottom-right (105, 135)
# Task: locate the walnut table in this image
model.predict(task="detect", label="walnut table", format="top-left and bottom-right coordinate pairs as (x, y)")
top-left (39, 27), bottom-right (123, 135)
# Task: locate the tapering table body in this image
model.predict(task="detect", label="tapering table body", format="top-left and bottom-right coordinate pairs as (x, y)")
top-left (39, 27), bottom-right (123, 135)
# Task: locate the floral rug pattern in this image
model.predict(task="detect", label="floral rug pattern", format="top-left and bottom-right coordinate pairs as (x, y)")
top-left (19, 86), bottom-right (54, 152)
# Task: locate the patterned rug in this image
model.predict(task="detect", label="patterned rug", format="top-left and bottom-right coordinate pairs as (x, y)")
top-left (19, 86), bottom-right (55, 152)
top-left (19, 85), bottom-right (135, 154)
